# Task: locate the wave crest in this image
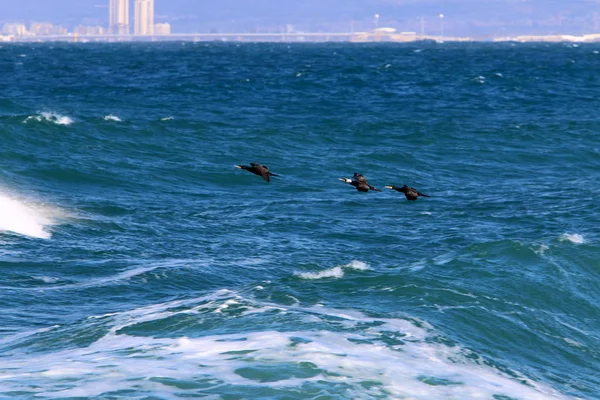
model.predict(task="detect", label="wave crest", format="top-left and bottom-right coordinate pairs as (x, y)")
top-left (560, 233), bottom-right (585, 244)
top-left (297, 260), bottom-right (369, 280)
top-left (104, 114), bottom-right (122, 122)
top-left (23, 112), bottom-right (74, 125)
top-left (0, 291), bottom-right (569, 399)
top-left (0, 192), bottom-right (57, 239)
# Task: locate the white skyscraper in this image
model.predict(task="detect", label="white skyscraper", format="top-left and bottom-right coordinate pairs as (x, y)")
top-left (134, 0), bottom-right (154, 35)
top-left (109, 0), bottom-right (130, 35)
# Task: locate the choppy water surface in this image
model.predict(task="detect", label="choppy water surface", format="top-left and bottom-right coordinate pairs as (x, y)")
top-left (0, 42), bottom-right (599, 399)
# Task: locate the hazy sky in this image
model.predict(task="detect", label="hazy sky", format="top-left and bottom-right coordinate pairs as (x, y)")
top-left (1, 0), bottom-right (599, 36)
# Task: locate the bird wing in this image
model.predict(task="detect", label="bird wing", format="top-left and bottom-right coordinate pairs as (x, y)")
top-left (353, 174), bottom-right (367, 183)
top-left (356, 183), bottom-right (370, 192)
top-left (256, 166), bottom-right (271, 182)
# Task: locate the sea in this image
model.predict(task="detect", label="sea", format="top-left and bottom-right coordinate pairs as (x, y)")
top-left (0, 41), bottom-right (599, 399)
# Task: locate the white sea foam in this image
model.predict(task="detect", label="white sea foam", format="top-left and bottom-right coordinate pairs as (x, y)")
top-left (560, 233), bottom-right (585, 244)
top-left (0, 291), bottom-right (571, 399)
top-left (32, 276), bottom-right (60, 284)
top-left (160, 116), bottom-right (174, 121)
top-left (215, 299), bottom-right (241, 313)
top-left (296, 260), bottom-right (369, 280)
top-left (534, 243), bottom-right (550, 256)
top-left (346, 259), bottom-right (369, 270)
top-left (103, 114), bottom-right (122, 122)
top-left (0, 191), bottom-right (57, 239)
top-left (24, 111), bottom-right (74, 125)
top-left (298, 266), bottom-right (344, 280)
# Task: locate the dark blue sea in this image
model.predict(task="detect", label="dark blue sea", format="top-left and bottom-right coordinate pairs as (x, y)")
top-left (0, 41), bottom-right (599, 399)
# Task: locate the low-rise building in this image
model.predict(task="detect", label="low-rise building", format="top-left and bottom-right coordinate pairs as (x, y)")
top-left (74, 25), bottom-right (106, 36)
top-left (30, 22), bottom-right (67, 36)
top-left (2, 23), bottom-right (27, 36)
top-left (154, 23), bottom-right (171, 35)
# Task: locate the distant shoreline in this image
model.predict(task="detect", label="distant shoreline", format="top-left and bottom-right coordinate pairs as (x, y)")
top-left (3, 32), bottom-right (600, 44)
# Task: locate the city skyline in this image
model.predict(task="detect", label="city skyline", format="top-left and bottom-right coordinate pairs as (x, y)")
top-left (108, 0), bottom-right (155, 35)
top-left (2, 0), bottom-right (600, 41)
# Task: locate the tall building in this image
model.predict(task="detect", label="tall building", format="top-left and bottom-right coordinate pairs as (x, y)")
top-left (109, 0), bottom-right (130, 35)
top-left (134, 0), bottom-right (154, 35)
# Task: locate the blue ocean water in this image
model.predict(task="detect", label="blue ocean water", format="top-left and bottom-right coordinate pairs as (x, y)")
top-left (0, 41), bottom-right (599, 399)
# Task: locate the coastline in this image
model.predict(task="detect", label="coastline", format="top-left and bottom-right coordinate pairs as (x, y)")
top-left (3, 32), bottom-right (600, 44)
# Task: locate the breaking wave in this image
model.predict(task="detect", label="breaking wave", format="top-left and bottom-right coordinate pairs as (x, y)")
top-left (23, 111), bottom-right (74, 125)
top-left (0, 190), bottom-right (57, 239)
top-left (296, 260), bottom-right (369, 280)
top-left (0, 290), bottom-right (570, 399)
top-left (103, 114), bottom-right (122, 122)
top-left (560, 233), bottom-right (585, 244)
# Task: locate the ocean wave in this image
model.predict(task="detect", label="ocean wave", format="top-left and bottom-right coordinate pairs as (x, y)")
top-left (559, 233), bottom-right (585, 244)
top-left (0, 291), bottom-right (570, 399)
top-left (534, 243), bottom-right (550, 256)
top-left (103, 114), bottom-right (122, 122)
top-left (0, 191), bottom-right (57, 239)
top-left (296, 260), bottom-right (369, 280)
top-left (23, 111), bottom-right (74, 125)
top-left (21, 262), bottom-right (188, 291)
top-left (32, 276), bottom-right (60, 284)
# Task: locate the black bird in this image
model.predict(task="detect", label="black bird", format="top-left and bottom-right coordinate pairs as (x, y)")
top-left (235, 163), bottom-right (279, 182)
top-left (339, 173), bottom-right (382, 192)
top-left (386, 184), bottom-right (430, 200)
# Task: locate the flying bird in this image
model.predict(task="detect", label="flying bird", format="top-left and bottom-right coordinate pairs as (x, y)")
top-left (235, 163), bottom-right (279, 182)
top-left (385, 184), bottom-right (430, 200)
top-left (339, 173), bottom-right (381, 192)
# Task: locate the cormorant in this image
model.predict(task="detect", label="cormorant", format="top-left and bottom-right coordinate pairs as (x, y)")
top-left (339, 173), bottom-right (382, 192)
top-left (235, 163), bottom-right (279, 182)
top-left (386, 184), bottom-right (430, 200)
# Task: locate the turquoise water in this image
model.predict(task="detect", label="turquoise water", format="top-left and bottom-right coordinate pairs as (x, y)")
top-left (0, 42), bottom-right (599, 399)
